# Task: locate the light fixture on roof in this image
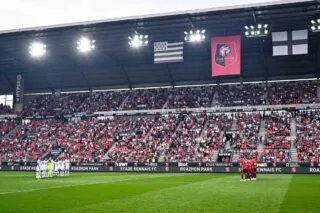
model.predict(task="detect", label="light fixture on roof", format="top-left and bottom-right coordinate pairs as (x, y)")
top-left (310, 19), bottom-right (320, 32)
top-left (244, 24), bottom-right (269, 38)
top-left (77, 37), bottom-right (95, 53)
top-left (29, 42), bottom-right (46, 58)
top-left (128, 33), bottom-right (148, 48)
top-left (184, 29), bottom-right (206, 43)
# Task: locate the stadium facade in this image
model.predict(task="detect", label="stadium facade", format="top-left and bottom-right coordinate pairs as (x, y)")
top-left (0, 1), bottom-right (320, 174)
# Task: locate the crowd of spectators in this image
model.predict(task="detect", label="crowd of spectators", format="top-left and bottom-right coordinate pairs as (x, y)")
top-left (238, 150), bottom-right (258, 162)
top-left (0, 104), bottom-right (13, 115)
top-left (55, 118), bottom-right (114, 163)
top-left (230, 113), bottom-right (262, 150)
top-left (3, 100), bottom-right (320, 164)
top-left (216, 84), bottom-right (265, 106)
top-left (268, 81), bottom-right (318, 105)
top-left (22, 93), bottom-right (89, 117)
top-left (18, 81), bottom-right (319, 118)
top-left (203, 114), bottom-right (232, 151)
top-left (107, 115), bottom-right (180, 162)
top-left (0, 119), bottom-right (16, 137)
top-left (165, 87), bottom-right (214, 109)
top-left (0, 119), bottom-right (62, 162)
top-left (296, 110), bottom-right (320, 163)
top-left (123, 89), bottom-right (170, 110)
top-left (259, 149), bottom-right (291, 163)
top-left (264, 111), bottom-right (291, 149)
top-left (165, 114), bottom-right (206, 162)
top-left (77, 91), bottom-right (128, 113)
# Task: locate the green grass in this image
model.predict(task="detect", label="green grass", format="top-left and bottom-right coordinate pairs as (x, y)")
top-left (0, 172), bottom-right (319, 213)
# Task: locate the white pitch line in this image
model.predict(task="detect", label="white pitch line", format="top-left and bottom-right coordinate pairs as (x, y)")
top-left (0, 173), bottom-right (184, 195)
top-left (0, 178), bottom-right (135, 195)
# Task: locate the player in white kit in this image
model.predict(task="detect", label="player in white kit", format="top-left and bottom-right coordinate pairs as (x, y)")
top-left (36, 159), bottom-right (41, 179)
top-left (42, 160), bottom-right (48, 177)
top-left (53, 160), bottom-right (59, 176)
top-left (65, 159), bottom-right (70, 176)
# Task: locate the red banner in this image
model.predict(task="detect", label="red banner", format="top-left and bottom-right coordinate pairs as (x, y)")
top-left (211, 35), bottom-right (241, 77)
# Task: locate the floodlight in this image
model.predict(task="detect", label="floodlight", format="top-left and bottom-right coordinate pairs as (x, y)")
top-left (244, 23), bottom-right (269, 38)
top-left (310, 19), bottom-right (320, 32)
top-left (29, 42), bottom-right (46, 58)
top-left (184, 29), bottom-right (206, 43)
top-left (128, 33), bottom-right (149, 48)
top-left (77, 37), bottom-right (95, 53)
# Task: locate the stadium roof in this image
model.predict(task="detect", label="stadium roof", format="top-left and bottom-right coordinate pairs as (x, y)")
top-left (0, 0), bottom-right (319, 93)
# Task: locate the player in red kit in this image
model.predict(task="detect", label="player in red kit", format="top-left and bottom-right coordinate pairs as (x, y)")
top-left (251, 158), bottom-right (257, 180)
top-left (243, 159), bottom-right (250, 181)
top-left (240, 159), bottom-right (245, 181)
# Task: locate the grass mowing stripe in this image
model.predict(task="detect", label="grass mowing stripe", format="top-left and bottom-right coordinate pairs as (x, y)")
top-left (0, 173), bottom-right (218, 213)
top-left (63, 174), bottom-right (292, 213)
top-left (278, 175), bottom-right (320, 213)
top-left (0, 173), bottom-right (191, 194)
top-left (0, 173), bottom-right (318, 213)
top-left (0, 178), bottom-right (136, 195)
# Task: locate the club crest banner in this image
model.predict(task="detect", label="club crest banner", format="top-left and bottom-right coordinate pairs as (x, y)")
top-left (211, 35), bottom-right (241, 77)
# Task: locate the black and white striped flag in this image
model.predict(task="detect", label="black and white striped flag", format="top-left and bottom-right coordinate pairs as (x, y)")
top-left (272, 30), bottom-right (308, 56)
top-left (154, 41), bottom-right (183, 64)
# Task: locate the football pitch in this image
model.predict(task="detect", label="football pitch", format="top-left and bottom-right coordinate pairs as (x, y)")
top-left (0, 172), bottom-right (319, 213)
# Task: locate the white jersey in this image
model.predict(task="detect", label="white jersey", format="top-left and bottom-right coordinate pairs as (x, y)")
top-left (42, 160), bottom-right (48, 171)
top-left (65, 159), bottom-right (70, 170)
top-left (54, 161), bottom-right (59, 171)
top-left (58, 161), bottom-right (64, 170)
top-left (36, 160), bottom-right (41, 172)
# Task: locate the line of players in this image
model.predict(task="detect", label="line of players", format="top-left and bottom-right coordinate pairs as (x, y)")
top-left (36, 158), bottom-right (70, 179)
top-left (241, 158), bottom-right (257, 181)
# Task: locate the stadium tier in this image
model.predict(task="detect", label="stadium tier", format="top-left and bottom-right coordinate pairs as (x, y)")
top-left (1, 80), bottom-right (315, 117)
top-left (1, 106), bottom-right (319, 164)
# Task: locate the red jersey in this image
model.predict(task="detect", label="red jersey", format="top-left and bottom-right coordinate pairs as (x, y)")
top-left (243, 160), bottom-right (249, 170)
top-left (249, 159), bottom-right (254, 170)
top-left (252, 159), bottom-right (257, 169)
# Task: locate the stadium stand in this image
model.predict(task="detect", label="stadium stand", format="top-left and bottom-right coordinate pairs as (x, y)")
top-left (0, 119), bottom-right (62, 162)
top-left (107, 115), bottom-right (179, 162)
top-left (230, 112), bottom-right (262, 150)
top-left (296, 110), bottom-right (320, 164)
top-left (267, 81), bottom-right (318, 105)
top-left (56, 118), bottom-right (114, 163)
top-left (215, 84), bottom-right (265, 106)
top-left (165, 87), bottom-right (214, 109)
top-left (123, 88), bottom-right (170, 110)
top-left (2, 82), bottom-right (320, 164)
top-left (165, 113), bottom-right (207, 162)
top-left (22, 93), bottom-right (89, 117)
top-left (0, 104), bottom-right (13, 115)
top-left (77, 91), bottom-right (129, 113)
top-left (0, 119), bottom-right (16, 137)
